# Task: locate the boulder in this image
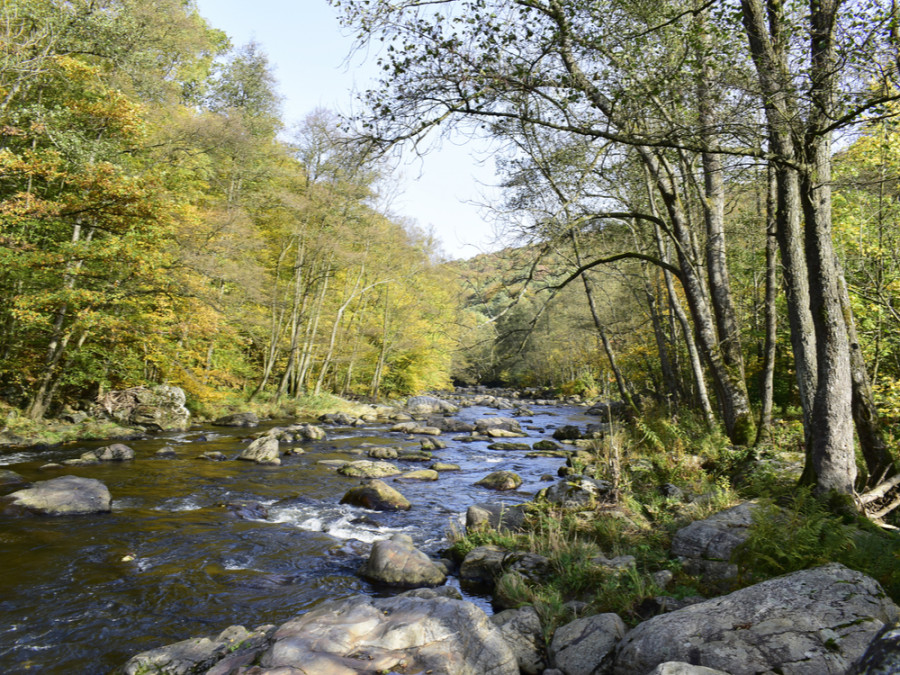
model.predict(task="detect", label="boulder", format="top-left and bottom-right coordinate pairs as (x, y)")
top-left (391, 421), bottom-right (442, 435)
top-left (492, 606), bottom-right (546, 675)
top-left (360, 536), bottom-right (447, 587)
top-left (399, 469), bottom-right (439, 481)
top-left (290, 423), bottom-right (326, 441)
top-left (226, 500), bottom-right (269, 520)
top-left (459, 545), bottom-right (508, 588)
top-left (367, 446), bottom-right (399, 459)
top-left (487, 428), bottom-right (527, 438)
top-left (849, 624), bottom-right (900, 675)
top-left (339, 479), bottom-right (411, 511)
top-left (542, 476), bottom-right (614, 508)
top-left (553, 425), bottom-right (584, 441)
top-left (94, 384), bottom-right (190, 431)
top-left (670, 502), bottom-right (757, 583)
top-left (212, 411), bottom-right (259, 427)
top-left (533, 439), bottom-right (562, 451)
top-left (420, 437), bottom-right (448, 451)
top-left (550, 613), bottom-right (627, 675)
top-left (488, 442), bottom-right (531, 450)
top-left (612, 563), bottom-right (899, 675)
top-left (265, 423), bottom-right (327, 442)
top-left (466, 502), bottom-right (528, 533)
top-left (398, 450), bottom-right (433, 462)
top-left (257, 590), bottom-right (518, 674)
top-left (337, 460), bottom-right (401, 478)
top-left (475, 417), bottom-right (523, 434)
top-left (199, 451), bottom-right (227, 461)
top-left (476, 471), bottom-right (523, 491)
top-left (2, 475), bottom-right (111, 515)
top-left (406, 395), bottom-right (459, 415)
top-left (431, 462), bottom-right (461, 472)
top-left (0, 469), bottom-right (26, 487)
top-left (80, 443), bottom-right (135, 462)
top-left (238, 436), bottom-right (280, 465)
top-left (155, 446), bottom-right (177, 458)
top-left (123, 624), bottom-right (274, 675)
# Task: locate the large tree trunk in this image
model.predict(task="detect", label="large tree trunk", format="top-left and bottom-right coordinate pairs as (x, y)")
top-left (741, 0), bottom-right (857, 495)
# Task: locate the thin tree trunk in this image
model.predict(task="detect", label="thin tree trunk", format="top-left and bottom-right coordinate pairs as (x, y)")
top-left (756, 164), bottom-right (778, 444)
top-left (569, 230), bottom-right (635, 409)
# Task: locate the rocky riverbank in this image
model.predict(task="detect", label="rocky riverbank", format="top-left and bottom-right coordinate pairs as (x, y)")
top-left (3, 389), bottom-right (898, 674)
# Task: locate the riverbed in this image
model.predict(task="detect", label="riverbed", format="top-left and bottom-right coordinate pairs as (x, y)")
top-left (0, 400), bottom-right (595, 673)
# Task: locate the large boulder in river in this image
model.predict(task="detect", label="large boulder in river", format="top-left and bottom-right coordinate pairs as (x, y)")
top-left (475, 417), bottom-right (523, 435)
top-left (238, 436), bottom-right (280, 465)
top-left (93, 384), bottom-right (190, 431)
top-left (257, 590), bottom-right (518, 675)
top-left (612, 563), bottom-right (900, 675)
top-left (1, 475), bottom-right (111, 515)
top-left (406, 395), bottom-right (459, 415)
top-left (361, 535), bottom-right (447, 588)
top-left (337, 459), bottom-right (401, 478)
top-left (212, 411), bottom-right (259, 427)
top-left (80, 443), bottom-right (135, 462)
top-left (0, 469), bottom-right (27, 487)
top-left (476, 471), bottom-right (523, 491)
top-left (340, 479), bottom-right (411, 511)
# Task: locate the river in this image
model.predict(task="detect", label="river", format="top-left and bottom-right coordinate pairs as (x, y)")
top-left (0, 400), bottom-right (595, 673)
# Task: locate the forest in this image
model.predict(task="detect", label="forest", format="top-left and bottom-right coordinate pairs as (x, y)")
top-left (2, 0), bottom-right (900, 510)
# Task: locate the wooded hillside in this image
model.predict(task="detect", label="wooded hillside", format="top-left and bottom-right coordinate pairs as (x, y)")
top-left (0, 0), bottom-right (458, 420)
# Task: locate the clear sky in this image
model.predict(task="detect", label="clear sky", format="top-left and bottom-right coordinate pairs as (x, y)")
top-left (193, 0), bottom-right (504, 260)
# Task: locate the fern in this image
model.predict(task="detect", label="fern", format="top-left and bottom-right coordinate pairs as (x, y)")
top-left (733, 488), bottom-right (856, 585)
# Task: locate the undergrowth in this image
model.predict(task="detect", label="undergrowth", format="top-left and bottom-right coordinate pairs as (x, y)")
top-left (447, 406), bottom-right (900, 639)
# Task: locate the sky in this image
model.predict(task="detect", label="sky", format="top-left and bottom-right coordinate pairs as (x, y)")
top-left (193, 0), bottom-right (505, 260)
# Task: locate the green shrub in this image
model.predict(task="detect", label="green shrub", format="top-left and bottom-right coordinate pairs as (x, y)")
top-left (732, 488), bottom-right (856, 585)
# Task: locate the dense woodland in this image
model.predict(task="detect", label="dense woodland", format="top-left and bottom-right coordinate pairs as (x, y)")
top-left (0, 0), bottom-right (459, 422)
top-left (3, 1), bottom-right (900, 507)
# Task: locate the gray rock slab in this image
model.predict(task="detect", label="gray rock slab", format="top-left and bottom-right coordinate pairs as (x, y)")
top-left (613, 563), bottom-right (899, 675)
top-left (549, 613), bottom-right (627, 675)
top-left (2, 475), bottom-right (111, 515)
top-left (258, 591), bottom-right (518, 675)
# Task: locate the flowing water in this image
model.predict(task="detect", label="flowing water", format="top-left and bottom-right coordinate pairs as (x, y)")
top-left (0, 401), bottom-right (595, 674)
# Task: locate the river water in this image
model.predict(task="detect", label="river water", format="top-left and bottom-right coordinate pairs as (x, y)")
top-left (0, 401), bottom-right (593, 674)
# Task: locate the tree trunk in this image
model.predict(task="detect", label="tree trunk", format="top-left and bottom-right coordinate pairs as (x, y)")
top-left (641, 149), bottom-right (754, 444)
top-left (756, 165), bottom-right (778, 444)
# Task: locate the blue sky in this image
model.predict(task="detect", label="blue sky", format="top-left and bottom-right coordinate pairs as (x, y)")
top-left (194, 0), bottom-right (502, 260)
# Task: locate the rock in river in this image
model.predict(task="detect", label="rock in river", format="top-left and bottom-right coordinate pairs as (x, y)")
top-left (238, 436), bottom-right (280, 465)
top-left (476, 470), bottom-right (523, 491)
top-left (337, 459), bottom-right (401, 478)
top-left (81, 443), bottom-right (135, 462)
top-left (212, 411), bottom-right (259, 427)
top-left (1, 475), bottom-right (111, 516)
top-left (339, 479), bottom-right (411, 511)
top-left (0, 469), bottom-right (26, 487)
top-left (360, 535), bottom-right (447, 587)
